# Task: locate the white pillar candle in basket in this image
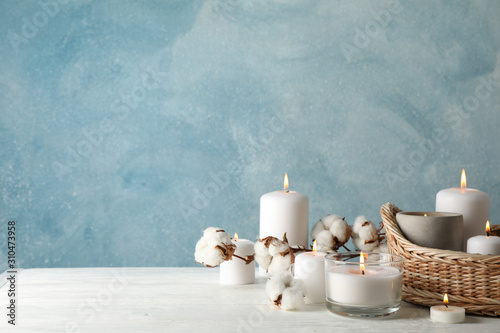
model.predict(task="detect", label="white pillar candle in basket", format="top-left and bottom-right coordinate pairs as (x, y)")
top-left (220, 234), bottom-right (255, 285)
top-left (436, 169), bottom-right (489, 250)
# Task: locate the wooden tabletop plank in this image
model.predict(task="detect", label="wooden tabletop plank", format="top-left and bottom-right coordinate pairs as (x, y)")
top-left (0, 267), bottom-right (498, 332)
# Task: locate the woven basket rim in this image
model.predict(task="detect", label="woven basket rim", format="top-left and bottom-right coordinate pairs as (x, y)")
top-left (381, 202), bottom-right (500, 264)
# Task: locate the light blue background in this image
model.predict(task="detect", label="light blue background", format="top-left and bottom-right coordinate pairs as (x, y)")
top-left (1, 0), bottom-right (500, 270)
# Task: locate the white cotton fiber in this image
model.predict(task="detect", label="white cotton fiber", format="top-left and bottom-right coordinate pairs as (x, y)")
top-left (358, 223), bottom-right (378, 242)
top-left (269, 240), bottom-right (290, 257)
top-left (266, 274), bottom-right (287, 301)
top-left (268, 253), bottom-right (293, 275)
top-left (320, 215), bottom-right (343, 229)
top-left (329, 219), bottom-right (350, 244)
top-left (280, 285), bottom-right (304, 311)
top-left (194, 245), bottom-right (224, 267)
top-left (203, 227), bottom-right (232, 247)
top-left (194, 227), bottom-right (234, 267)
top-left (374, 242), bottom-right (388, 253)
top-left (266, 272), bottom-right (304, 311)
top-left (315, 230), bottom-right (334, 252)
top-left (353, 237), bottom-right (380, 252)
top-left (254, 240), bottom-right (272, 269)
top-left (311, 220), bottom-right (326, 241)
top-left (352, 216), bottom-right (369, 237)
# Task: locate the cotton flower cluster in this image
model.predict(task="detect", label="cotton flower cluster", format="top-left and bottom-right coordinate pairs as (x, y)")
top-left (352, 216), bottom-right (386, 252)
top-left (194, 227), bottom-right (236, 267)
top-left (255, 235), bottom-right (294, 275)
top-left (310, 215), bottom-right (352, 252)
top-left (265, 271), bottom-right (305, 311)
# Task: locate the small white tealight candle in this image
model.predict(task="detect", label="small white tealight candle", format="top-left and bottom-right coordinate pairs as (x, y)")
top-left (430, 293), bottom-right (465, 324)
top-left (467, 221), bottom-right (500, 255)
top-left (294, 240), bottom-right (326, 304)
top-left (220, 234), bottom-right (255, 285)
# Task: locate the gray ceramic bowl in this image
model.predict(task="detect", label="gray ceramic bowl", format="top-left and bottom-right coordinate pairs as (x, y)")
top-left (396, 212), bottom-right (463, 251)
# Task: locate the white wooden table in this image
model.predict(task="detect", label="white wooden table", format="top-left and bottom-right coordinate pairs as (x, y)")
top-left (0, 267), bottom-right (498, 332)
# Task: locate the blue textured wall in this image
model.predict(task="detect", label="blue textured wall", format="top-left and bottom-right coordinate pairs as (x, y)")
top-left (1, 0), bottom-right (500, 269)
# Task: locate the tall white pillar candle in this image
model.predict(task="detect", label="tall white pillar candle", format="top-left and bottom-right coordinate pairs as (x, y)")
top-left (259, 174), bottom-right (309, 247)
top-left (220, 235), bottom-right (255, 285)
top-left (466, 221), bottom-right (500, 255)
top-left (436, 169), bottom-right (489, 250)
top-left (294, 242), bottom-right (326, 304)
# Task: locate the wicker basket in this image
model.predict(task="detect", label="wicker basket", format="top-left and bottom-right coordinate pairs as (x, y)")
top-left (381, 202), bottom-right (500, 316)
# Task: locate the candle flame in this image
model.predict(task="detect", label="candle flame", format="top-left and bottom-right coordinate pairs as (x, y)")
top-left (460, 169), bottom-right (466, 189)
top-left (234, 233), bottom-right (239, 240)
top-left (360, 251), bottom-right (366, 275)
top-left (443, 293), bottom-right (449, 307)
top-left (284, 173), bottom-right (289, 191)
top-left (312, 240), bottom-right (317, 252)
top-left (486, 221), bottom-right (491, 236)
top-left (424, 213), bottom-right (427, 217)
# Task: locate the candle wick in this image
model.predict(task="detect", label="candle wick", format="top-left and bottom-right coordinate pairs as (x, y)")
top-left (445, 304), bottom-right (448, 309)
top-left (487, 231), bottom-right (490, 237)
top-left (286, 190), bottom-right (289, 193)
top-left (362, 270), bottom-right (365, 276)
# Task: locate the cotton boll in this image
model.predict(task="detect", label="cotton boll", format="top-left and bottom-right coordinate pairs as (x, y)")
top-left (269, 240), bottom-right (290, 257)
top-left (265, 272), bottom-right (288, 301)
top-left (266, 272), bottom-right (293, 302)
top-left (255, 240), bottom-right (272, 269)
top-left (311, 220), bottom-right (326, 241)
top-left (321, 215), bottom-right (343, 229)
top-left (353, 237), bottom-right (380, 252)
top-left (358, 223), bottom-right (378, 242)
top-left (195, 236), bottom-right (224, 266)
top-left (266, 272), bottom-right (304, 311)
top-left (352, 216), bottom-right (369, 237)
top-left (268, 252), bottom-right (293, 275)
top-left (311, 215), bottom-right (343, 241)
top-left (280, 286), bottom-right (305, 311)
top-left (315, 230), bottom-right (334, 252)
top-left (254, 240), bottom-right (270, 256)
top-left (194, 247), bottom-right (224, 267)
top-left (255, 253), bottom-right (272, 270)
top-left (195, 236), bottom-right (208, 252)
top-left (194, 227), bottom-right (236, 267)
top-left (329, 219), bottom-right (351, 244)
top-left (216, 231), bottom-right (233, 245)
top-left (203, 227), bottom-right (231, 247)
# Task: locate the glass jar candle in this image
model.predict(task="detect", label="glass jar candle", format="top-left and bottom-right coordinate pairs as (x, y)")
top-left (324, 252), bottom-right (403, 317)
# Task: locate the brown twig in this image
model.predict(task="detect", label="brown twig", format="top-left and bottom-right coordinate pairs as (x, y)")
top-left (233, 254), bottom-right (255, 265)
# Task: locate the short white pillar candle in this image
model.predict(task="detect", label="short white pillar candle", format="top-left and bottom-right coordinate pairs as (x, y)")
top-left (467, 221), bottom-right (500, 255)
top-left (430, 294), bottom-right (465, 324)
top-left (294, 242), bottom-right (326, 304)
top-left (220, 235), bottom-right (255, 285)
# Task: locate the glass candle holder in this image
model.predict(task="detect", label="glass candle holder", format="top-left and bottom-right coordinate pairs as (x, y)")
top-left (324, 252), bottom-right (404, 317)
